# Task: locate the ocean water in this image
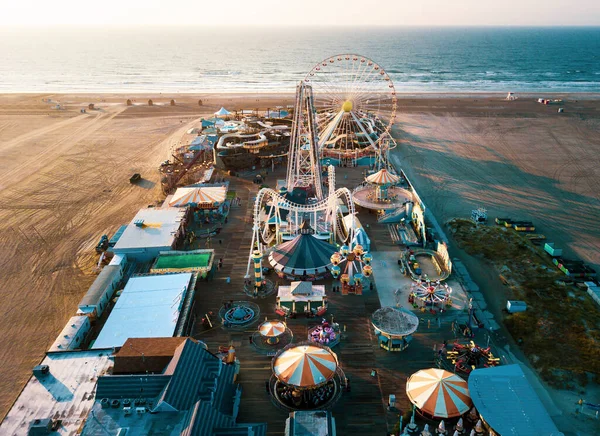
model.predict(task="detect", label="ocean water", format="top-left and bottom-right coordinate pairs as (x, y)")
top-left (0, 26), bottom-right (599, 93)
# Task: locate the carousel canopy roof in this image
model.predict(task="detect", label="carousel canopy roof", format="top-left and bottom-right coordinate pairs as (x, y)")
top-left (169, 186), bottom-right (227, 207)
top-left (272, 344), bottom-right (338, 388)
top-left (371, 307), bottom-right (419, 337)
top-left (268, 233), bottom-right (337, 275)
top-left (259, 320), bottom-right (286, 338)
top-left (406, 368), bottom-right (472, 418)
top-left (366, 168), bottom-right (399, 185)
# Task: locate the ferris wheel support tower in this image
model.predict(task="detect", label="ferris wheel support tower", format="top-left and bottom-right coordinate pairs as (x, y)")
top-left (286, 82), bottom-right (323, 199)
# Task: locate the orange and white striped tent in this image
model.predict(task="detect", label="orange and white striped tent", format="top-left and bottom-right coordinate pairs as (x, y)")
top-left (406, 368), bottom-right (472, 418)
top-left (366, 168), bottom-right (399, 185)
top-left (259, 320), bottom-right (286, 338)
top-left (169, 186), bottom-right (227, 208)
top-left (272, 344), bottom-right (338, 388)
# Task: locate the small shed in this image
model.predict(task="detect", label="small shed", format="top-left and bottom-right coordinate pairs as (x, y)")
top-left (148, 99), bottom-right (154, 106)
top-left (88, 103), bottom-right (95, 110)
top-left (506, 300), bottom-right (527, 313)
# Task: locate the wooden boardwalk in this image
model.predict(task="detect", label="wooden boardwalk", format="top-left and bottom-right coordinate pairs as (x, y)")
top-left (189, 168), bottom-right (458, 435)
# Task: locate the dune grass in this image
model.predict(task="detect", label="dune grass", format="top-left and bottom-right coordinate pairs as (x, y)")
top-left (447, 218), bottom-right (600, 387)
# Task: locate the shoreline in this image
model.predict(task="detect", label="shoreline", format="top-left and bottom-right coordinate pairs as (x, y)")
top-left (2, 91), bottom-right (600, 99)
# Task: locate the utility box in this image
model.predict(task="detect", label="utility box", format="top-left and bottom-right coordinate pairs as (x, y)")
top-left (506, 300), bottom-right (527, 313)
top-left (388, 394), bottom-right (396, 408)
top-left (544, 243), bottom-right (563, 257)
top-left (32, 365), bottom-right (49, 377)
top-left (29, 418), bottom-right (52, 435)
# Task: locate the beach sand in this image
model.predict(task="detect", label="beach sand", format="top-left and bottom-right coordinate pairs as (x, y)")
top-left (0, 93), bottom-right (599, 424)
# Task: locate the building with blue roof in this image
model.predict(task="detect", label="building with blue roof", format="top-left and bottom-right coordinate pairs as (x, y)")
top-left (92, 273), bottom-right (193, 349)
top-left (468, 364), bottom-right (563, 436)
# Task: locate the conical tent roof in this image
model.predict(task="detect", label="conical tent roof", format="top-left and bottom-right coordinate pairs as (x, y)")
top-left (259, 321), bottom-right (286, 338)
top-left (268, 234), bottom-right (337, 275)
top-left (169, 186), bottom-right (227, 207)
top-left (366, 168), bottom-right (399, 185)
top-left (406, 368), bottom-right (472, 418)
top-left (214, 107), bottom-right (231, 116)
top-left (272, 344), bottom-right (338, 388)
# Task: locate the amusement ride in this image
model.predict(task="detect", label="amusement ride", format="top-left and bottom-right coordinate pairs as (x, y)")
top-left (304, 54), bottom-right (398, 167)
top-left (246, 54), bottom-right (400, 286)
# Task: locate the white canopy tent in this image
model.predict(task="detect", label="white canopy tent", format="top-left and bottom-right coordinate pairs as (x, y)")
top-left (214, 107), bottom-right (232, 117)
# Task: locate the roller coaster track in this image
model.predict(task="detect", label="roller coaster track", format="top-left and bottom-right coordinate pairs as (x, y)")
top-left (247, 167), bottom-right (356, 276)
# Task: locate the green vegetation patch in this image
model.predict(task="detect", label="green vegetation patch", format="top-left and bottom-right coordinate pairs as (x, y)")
top-left (447, 218), bottom-right (600, 387)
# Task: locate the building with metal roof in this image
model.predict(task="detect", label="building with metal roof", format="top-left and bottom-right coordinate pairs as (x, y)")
top-left (112, 207), bottom-right (187, 262)
top-left (285, 411), bottom-right (336, 436)
top-left (85, 338), bottom-right (267, 436)
top-left (0, 350), bottom-right (113, 435)
top-left (92, 273), bottom-right (193, 349)
top-left (48, 315), bottom-right (91, 352)
top-left (77, 263), bottom-right (124, 318)
top-left (468, 364), bottom-right (563, 436)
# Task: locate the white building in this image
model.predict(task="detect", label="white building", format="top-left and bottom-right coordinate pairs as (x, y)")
top-left (48, 315), bottom-right (91, 352)
top-left (0, 350), bottom-right (112, 436)
top-left (78, 255), bottom-right (126, 318)
top-left (112, 207), bottom-right (187, 262)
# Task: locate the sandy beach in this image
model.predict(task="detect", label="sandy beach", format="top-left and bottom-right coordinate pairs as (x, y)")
top-left (0, 93), bottom-right (599, 423)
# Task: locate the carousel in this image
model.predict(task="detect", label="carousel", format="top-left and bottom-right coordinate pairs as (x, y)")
top-left (330, 243), bottom-right (374, 295)
top-left (353, 167), bottom-right (415, 212)
top-left (371, 306), bottom-right (419, 351)
top-left (270, 343), bottom-right (344, 411)
top-left (169, 184), bottom-right (229, 225)
top-left (268, 222), bottom-right (338, 280)
top-left (406, 368), bottom-right (473, 419)
top-left (251, 320), bottom-right (293, 354)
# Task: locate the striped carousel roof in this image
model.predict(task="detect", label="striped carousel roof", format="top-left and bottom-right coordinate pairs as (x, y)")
top-left (259, 320), bottom-right (286, 338)
top-left (268, 234), bottom-right (337, 275)
top-left (272, 344), bottom-right (338, 388)
top-left (406, 368), bottom-right (472, 418)
top-left (169, 186), bottom-right (227, 207)
top-left (366, 168), bottom-right (399, 185)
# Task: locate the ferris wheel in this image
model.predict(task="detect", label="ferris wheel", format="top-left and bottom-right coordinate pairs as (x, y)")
top-left (304, 54), bottom-right (397, 156)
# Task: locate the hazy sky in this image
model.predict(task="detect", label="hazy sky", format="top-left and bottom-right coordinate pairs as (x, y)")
top-left (3, 0), bottom-right (600, 26)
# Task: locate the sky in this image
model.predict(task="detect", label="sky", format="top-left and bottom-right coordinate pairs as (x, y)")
top-left (2, 0), bottom-right (600, 26)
